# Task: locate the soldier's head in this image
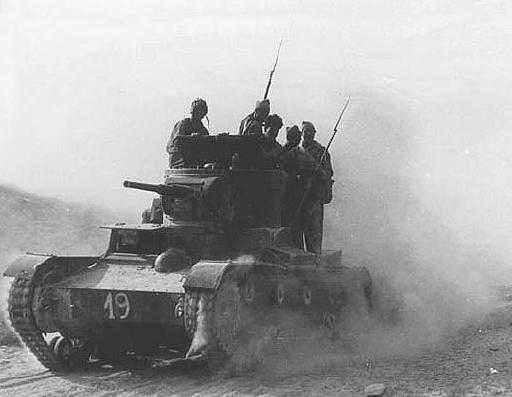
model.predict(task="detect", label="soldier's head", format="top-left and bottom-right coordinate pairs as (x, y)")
top-left (301, 121), bottom-right (316, 144)
top-left (264, 114), bottom-right (283, 140)
top-left (190, 98), bottom-right (208, 120)
top-left (254, 99), bottom-right (270, 121)
top-left (286, 125), bottom-right (302, 147)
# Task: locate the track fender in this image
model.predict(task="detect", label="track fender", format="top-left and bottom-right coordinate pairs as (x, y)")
top-left (184, 258), bottom-right (272, 290)
top-left (3, 254), bottom-right (99, 280)
top-left (183, 260), bottom-right (234, 290)
top-left (3, 255), bottom-right (56, 278)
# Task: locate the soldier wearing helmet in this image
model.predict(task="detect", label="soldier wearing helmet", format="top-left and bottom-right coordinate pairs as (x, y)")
top-left (239, 99), bottom-right (270, 135)
top-left (299, 120), bottom-right (334, 254)
top-left (166, 98), bottom-right (209, 168)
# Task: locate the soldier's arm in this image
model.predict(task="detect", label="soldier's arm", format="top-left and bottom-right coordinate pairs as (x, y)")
top-left (243, 120), bottom-right (260, 135)
top-left (166, 120), bottom-right (191, 153)
top-left (323, 150), bottom-right (334, 179)
top-left (166, 121), bottom-right (182, 153)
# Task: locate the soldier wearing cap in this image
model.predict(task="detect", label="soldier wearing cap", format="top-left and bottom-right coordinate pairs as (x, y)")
top-left (299, 120), bottom-right (334, 254)
top-left (166, 98), bottom-right (209, 168)
top-left (239, 99), bottom-right (270, 135)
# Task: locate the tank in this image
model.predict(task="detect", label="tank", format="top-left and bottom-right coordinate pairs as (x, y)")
top-left (3, 134), bottom-right (372, 371)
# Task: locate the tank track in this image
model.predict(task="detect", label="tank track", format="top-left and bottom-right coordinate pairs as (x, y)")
top-left (184, 289), bottom-right (202, 339)
top-left (184, 286), bottom-right (234, 363)
top-left (8, 272), bottom-right (63, 371)
top-left (184, 272), bottom-right (282, 371)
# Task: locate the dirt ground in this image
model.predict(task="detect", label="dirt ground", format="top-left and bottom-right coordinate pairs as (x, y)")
top-left (1, 299), bottom-right (512, 397)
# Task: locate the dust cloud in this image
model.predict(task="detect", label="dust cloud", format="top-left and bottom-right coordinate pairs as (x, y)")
top-left (314, 86), bottom-right (511, 365)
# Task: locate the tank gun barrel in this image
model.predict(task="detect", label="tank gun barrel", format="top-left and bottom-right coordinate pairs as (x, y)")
top-left (123, 180), bottom-right (194, 198)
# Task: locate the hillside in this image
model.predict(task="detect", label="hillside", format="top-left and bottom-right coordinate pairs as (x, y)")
top-left (0, 184), bottom-right (127, 344)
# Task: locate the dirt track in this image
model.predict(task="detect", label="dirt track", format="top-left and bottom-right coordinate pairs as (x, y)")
top-left (1, 301), bottom-right (512, 397)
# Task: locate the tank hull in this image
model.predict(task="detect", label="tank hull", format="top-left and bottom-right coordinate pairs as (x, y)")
top-left (4, 249), bottom-right (371, 371)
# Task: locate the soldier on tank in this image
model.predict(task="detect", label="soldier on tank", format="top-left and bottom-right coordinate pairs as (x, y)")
top-left (261, 113), bottom-right (284, 168)
top-left (166, 98), bottom-right (209, 168)
top-left (239, 99), bottom-right (270, 135)
top-left (299, 120), bottom-right (334, 254)
top-left (279, 125), bottom-right (316, 249)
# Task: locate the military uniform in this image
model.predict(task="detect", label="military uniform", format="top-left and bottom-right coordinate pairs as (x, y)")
top-left (239, 114), bottom-right (264, 135)
top-left (301, 139), bottom-right (334, 254)
top-left (279, 143), bottom-right (316, 250)
top-left (239, 99), bottom-right (270, 135)
top-left (261, 135), bottom-right (283, 168)
top-left (166, 117), bottom-right (209, 168)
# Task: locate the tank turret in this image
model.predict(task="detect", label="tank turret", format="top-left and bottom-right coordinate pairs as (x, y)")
top-left (130, 135), bottom-right (286, 227)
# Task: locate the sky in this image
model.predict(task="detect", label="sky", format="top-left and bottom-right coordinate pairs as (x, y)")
top-left (1, 0), bottom-right (511, 213)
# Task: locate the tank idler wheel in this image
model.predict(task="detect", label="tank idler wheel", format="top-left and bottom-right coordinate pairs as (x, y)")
top-left (53, 337), bottom-right (89, 370)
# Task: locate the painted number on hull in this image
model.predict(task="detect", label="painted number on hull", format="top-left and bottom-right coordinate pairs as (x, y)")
top-left (103, 292), bottom-right (130, 320)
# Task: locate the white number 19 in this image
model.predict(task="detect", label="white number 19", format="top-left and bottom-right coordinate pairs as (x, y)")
top-left (103, 292), bottom-right (130, 320)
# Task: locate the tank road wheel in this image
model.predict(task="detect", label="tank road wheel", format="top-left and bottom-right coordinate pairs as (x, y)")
top-left (321, 311), bottom-right (340, 340)
top-left (240, 274), bottom-right (256, 305)
top-left (241, 272), bottom-right (273, 310)
top-left (322, 312), bottom-right (335, 330)
top-left (49, 335), bottom-right (61, 352)
top-left (302, 285), bottom-right (313, 307)
top-left (327, 289), bottom-right (347, 310)
top-left (53, 337), bottom-right (89, 370)
top-left (275, 283), bottom-right (286, 306)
